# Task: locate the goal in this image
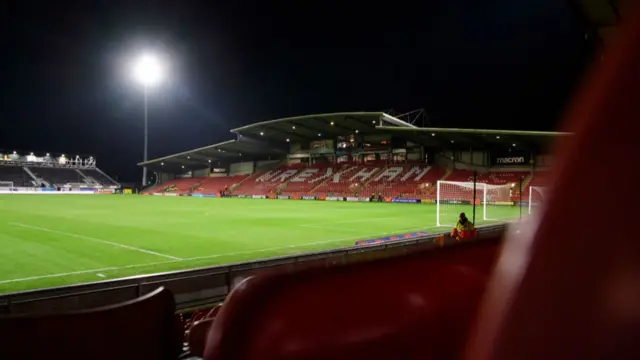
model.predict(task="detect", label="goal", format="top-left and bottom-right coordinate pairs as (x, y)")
top-left (0, 181), bottom-right (13, 188)
top-left (436, 180), bottom-right (515, 227)
top-left (528, 186), bottom-right (547, 215)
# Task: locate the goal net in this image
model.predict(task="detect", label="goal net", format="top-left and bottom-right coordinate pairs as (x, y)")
top-left (528, 186), bottom-right (547, 215)
top-left (436, 180), bottom-right (515, 227)
top-left (0, 181), bottom-right (13, 188)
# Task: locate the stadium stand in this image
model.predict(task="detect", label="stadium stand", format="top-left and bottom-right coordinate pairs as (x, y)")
top-left (142, 174), bottom-right (250, 195)
top-left (445, 169), bottom-right (526, 185)
top-left (28, 167), bottom-right (89, 187)
top-left (80, 168), bottom-right (120, 187)
top-left (0, 153), bottom-right (119, 189)
top-left (192, 175), bottom-right (249, 195)
top-left (232, 165), bottom-right (302, 196)
top-left (279, 163), bottom-right (334, 197)
top-left (0, 287), bottom-right (182, 360)
top-left (0, 165), bottom-right (35, 187)
top-left (310, 164), bottom-right (364, 197)
top-left (358, 164), bottom-right (445, 198)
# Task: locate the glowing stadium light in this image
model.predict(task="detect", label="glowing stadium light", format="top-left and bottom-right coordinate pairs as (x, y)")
top-left (451, 140), bottom-right (455, 143)
top-left (512, 143), bottom-right (516, 147)
top-left (132, 53), bottom-right (167, 186)
top-left (355, 129), bottom-right (359, 134)
top-left (187, 156), bottom-right (190, 159)
top-left (260, 132), bottom-right (264, 135)
top-left (181, 165), bottom-right (184, 168)
top-left (330, 121), bottom-right (334, 126)
top-left (496, 135), bottom-right (500, 139)
top-left (161, 162), bottom-right (164, 166)
top-left (61, 154), bottom-right (65, 157)
top-left (132, 54), bottom-right (163, 87)
top-left (292, 126), bottom-right (296, 130)
top-left (286, 138), bottom-right (290, 142)
top-left (372, 120), bottom-right (376, 124)
top-left (208, 159), bottom-right (211, 163)
top-left (46, 153), bottom-right (50, 157)
top-left (431, 133), bottom-right (435, 136)
top-left (12, 151), bottom-right (16, 154)
top-left (318, 133), bottom-right (322, 136)
top-left (30, 152), bottom-right (34, 156)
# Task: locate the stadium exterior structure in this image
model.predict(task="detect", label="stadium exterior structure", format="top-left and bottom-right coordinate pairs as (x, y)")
top-left (138, 111), bottom-right (571, 195)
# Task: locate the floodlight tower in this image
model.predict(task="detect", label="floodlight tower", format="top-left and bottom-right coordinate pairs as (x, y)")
top-left (132, 54), bottom-right (163, 186)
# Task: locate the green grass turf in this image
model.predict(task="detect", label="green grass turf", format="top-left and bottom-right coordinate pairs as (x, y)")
top-left (0, 195), bottom-right (523, 294)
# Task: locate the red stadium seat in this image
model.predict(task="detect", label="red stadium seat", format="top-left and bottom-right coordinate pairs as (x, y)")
top-left (0, 287), bottom-right (181, 360)
top-left (204, 239), bottom-right (501, 360)
top-left (189, 318), bottom-right (215, 357)
top-left (464, 8), bottom-right (640, 360)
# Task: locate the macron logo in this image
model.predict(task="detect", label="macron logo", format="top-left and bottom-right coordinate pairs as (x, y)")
top-left (496, 157), bottom-right (525, 164)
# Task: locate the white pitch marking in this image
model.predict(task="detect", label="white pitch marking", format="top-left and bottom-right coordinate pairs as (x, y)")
top-left (9, 222), bottom-right (182, 260)
top-left (299, 224), bottom-right (364, 232)
top-left (96, 273), bottom-right (106, 278)
top-left (299, 216), bottom-right (399, 226)
top-left (0, 225), bottom-right (445, 285)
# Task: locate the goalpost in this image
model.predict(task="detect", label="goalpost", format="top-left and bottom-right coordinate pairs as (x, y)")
top-left (528, 186), bottom-right (547, 215)
top-left (0, 181), bottom-right (13, 188)
top-left (436, 180), bottom-right (514, 227)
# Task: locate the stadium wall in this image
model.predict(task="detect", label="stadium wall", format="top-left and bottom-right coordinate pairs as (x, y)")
top-left (458, 150), bottom-right (488, 166)
top-left (289, 142), bottom-right (302, 153)
top-left (255, 160), bottom-right (281, 172)
top-left (192, 168), bottom-right (210, 177)
top-left (229, 161), bottom-right (254, 175)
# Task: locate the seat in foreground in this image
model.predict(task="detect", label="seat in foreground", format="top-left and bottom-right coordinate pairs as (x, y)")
top-left (205, 238), bottom-right (501, 360)
top-left (0, 286), bottom-right (182, 360)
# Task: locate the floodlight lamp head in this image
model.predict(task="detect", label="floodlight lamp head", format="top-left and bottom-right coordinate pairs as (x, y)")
top-left (133, 54), bottom-right (163, 87)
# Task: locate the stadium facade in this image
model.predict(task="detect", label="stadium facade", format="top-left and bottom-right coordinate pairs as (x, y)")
top-left (139, 111), bottom-right (569, 202)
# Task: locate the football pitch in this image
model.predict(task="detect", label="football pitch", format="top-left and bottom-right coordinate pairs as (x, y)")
top-left (0, 195), bottom-right (521, 294)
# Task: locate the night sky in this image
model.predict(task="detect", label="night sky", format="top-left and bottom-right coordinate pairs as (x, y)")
top-left (1, 1), bottom-right (593, 182)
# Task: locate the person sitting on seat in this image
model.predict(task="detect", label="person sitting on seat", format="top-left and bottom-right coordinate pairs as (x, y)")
top-left (451, 212), bottom-right (477, 241)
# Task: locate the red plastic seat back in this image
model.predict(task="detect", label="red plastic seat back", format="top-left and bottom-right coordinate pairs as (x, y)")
top-left (0, 287), bottom-right (181, 360)
top-left (464, 8), bottom-right (640, 360)
top-left (205, 239), bottom-right (501, 360)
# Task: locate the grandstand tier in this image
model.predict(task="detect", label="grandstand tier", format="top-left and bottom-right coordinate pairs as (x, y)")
top-left (136, 113), bottom-right (563, 201)
top-left (0, 166), bottom-right (35, 187)
top-left (0, 165), bottom-right (119, 188)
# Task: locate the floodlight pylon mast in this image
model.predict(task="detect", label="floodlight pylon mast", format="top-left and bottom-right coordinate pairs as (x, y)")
top-left (142, 84), bottom-right (148, 186)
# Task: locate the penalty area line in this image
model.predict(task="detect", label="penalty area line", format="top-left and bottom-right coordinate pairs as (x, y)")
top-left (0, 226), bottom-right (447, 285)
top-left (8, 222), bottom-right (182, 261)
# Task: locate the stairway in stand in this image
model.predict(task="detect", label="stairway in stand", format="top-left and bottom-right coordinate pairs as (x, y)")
top-left (187, 182), bottom-right (203, 195)
top-left (514, 172), bottom-right (534, 200)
